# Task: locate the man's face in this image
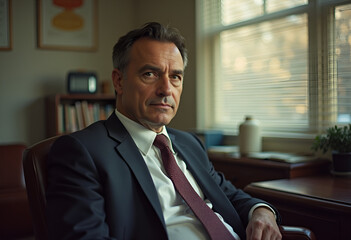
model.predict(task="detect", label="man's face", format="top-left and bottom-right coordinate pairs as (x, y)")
top-left (112, 38), bottom-right (184, 133)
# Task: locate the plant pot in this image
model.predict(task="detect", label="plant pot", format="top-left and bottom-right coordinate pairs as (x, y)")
top-left (331, 152), bottom-right (351, 176)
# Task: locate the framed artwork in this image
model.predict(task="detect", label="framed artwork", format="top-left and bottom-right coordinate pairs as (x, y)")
top-left (0, 0), bottom-right (12, 50)
top-left (38, 0), bottom-right (98, 51)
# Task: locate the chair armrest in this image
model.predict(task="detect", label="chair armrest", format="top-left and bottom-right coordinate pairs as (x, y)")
top-left (280, 225), bottom-right (316, 240)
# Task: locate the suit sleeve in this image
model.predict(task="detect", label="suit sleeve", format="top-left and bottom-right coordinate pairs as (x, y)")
top-left (46, 135), bottom-right (117, 240)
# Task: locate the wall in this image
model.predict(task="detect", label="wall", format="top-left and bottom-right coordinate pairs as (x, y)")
top-left (0, 0), bottom-right (196, 145)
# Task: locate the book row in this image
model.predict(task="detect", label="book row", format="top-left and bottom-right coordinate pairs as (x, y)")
top-left (57, 101), bottom-right (114, 134)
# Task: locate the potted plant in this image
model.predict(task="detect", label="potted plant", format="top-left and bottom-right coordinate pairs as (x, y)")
top-left (312, 124), bottom-right (351, 176)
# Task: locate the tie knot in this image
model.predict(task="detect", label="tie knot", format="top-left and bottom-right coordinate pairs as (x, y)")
top-left (153, 134), bottom-right (169, 150)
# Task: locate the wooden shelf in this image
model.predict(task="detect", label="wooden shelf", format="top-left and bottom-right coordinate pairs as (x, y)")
top-left (45, 94), bottom-right (115, 137)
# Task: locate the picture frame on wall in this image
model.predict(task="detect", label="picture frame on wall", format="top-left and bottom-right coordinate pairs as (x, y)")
top-left (37, 0), bottom-right (98, 51)
top-left (0, 0), bottom-right (12, 50)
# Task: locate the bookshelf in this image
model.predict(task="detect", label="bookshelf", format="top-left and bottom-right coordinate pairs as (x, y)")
top-left (46, 94), bottom-right (115, 137)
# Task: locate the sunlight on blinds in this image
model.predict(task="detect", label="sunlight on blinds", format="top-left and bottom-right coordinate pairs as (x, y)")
top-left (321, 4), bottom-right (351, 129)
top-left (220, 0), bottom-right (307, 26)
top-left (334, 4), bottom-right (351, 124)
top-left (266, 0), bottom-right (307, 13)
top-left (215, 15), bottom-right (308, 132)
top-left (221, 0), bottom-right (263, 25)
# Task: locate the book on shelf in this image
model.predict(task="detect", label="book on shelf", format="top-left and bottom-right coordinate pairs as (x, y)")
top-left (74, 101), bottom-right (84, 130)
top-left (81, 100), bottom-right (93, 127)
top-left (69, 105), bottom-right (78, 132)
top-left (58, 104), bottom-right (64, 134)
top-left (64, 104), bottom-right (70, 133)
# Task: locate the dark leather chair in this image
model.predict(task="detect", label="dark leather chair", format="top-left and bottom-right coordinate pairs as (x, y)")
top-left (23, 136), bottom-right (316, 240)
top-left (0, 144), bottom-right (34, 239)
top-left (23, 137), bottom-right (58, 240)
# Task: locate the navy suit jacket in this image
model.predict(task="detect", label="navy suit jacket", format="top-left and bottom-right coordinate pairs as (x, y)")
top-left (46, 113), bottom-right (280, 240)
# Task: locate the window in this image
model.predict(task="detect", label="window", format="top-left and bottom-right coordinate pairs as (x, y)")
top-left (334, 4), bottom-right (351, 123)
top-left (197, 0), bottom-right (351, 137)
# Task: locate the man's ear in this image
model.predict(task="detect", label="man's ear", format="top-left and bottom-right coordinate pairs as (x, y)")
top-left (112, 69), bottom-right (123, 95)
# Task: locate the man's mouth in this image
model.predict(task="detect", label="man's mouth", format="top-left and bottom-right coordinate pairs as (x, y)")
top-left (149, 97), bottom-right (175, 109)
top-left (150, 103), bottom-right (173, 109)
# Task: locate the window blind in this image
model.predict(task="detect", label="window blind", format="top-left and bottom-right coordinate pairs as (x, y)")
top-left (319, 3), bottom-right (351, 130)
top-left (332, 4), bottom-right (351, 124)
top-left (203, 0), bottom-right (308, 29)
top-left (215, 15), bottom-right (308, 133)
top-left (200, 0), bottom-right (351, 135)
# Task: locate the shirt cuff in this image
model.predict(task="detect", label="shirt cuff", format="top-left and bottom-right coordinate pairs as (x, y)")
top-left (248, 203), bottom-right (277, 220)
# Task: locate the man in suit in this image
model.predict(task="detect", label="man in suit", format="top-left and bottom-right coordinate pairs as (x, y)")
top-left (46, 22), bottom-right (282, 240)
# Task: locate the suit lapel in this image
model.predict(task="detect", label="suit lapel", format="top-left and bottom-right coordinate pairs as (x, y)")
top-left (105, 114), bottom-right (166, 228)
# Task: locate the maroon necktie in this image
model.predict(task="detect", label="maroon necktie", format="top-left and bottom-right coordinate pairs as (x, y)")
top-left (153, 134), bottom-right (236, 240)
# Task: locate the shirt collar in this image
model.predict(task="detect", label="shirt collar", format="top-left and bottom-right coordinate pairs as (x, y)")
top-left (115, 109), bottom-right (174, 155)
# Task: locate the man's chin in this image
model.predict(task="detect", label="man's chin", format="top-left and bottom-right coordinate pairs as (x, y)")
top-left (142, 117), bottom-right (172, 132)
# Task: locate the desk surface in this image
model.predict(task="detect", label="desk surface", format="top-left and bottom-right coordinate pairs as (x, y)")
top-left (249, 175), bottom-right (351, 207)
top-left (245, 175), bottom-right (351, 240)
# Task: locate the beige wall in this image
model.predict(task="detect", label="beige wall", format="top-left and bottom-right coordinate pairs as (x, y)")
top-left (0, 0), bottom-right (196, 145)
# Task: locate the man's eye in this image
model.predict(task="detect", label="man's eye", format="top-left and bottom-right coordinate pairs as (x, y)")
top-left (144, 72), bottom-right (155, 77)
top-left (170, 75), bottom-right (182, 86)
top-left (171, 74), bottom-right (183, 80)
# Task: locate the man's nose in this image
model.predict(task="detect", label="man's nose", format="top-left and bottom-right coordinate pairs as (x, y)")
top-left (156, 76), bottom-right (172, 96)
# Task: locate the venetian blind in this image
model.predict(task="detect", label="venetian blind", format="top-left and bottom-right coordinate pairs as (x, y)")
top-left (331, 4), bottom-right (351, 124)
top-left (200, 0), bottom-right (351, 135)
top-left (316, 3), bottom-right (351, 131)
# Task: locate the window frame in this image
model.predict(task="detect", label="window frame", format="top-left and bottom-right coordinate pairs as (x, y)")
top-left (196, 0), bottom-right (350, 143)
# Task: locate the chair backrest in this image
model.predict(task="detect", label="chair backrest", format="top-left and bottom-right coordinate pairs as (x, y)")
top-left (0, 144), bottom-right (27, 189)
top-left (0, 144), bottom-right (34, 239)
top-left (23, 136), bottom-right (59, 240)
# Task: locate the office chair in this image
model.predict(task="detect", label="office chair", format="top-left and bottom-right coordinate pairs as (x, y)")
top-left (23, 136), bottom-right (316, 240)
top-left (0, 143), bottom-right (34, 239)
top-left (23, 137), bottom-right (58, 240)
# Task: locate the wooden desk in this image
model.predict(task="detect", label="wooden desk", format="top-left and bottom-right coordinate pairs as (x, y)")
top-left (244, 175), bottom-right (351, 240)
top-left (209, 153), bottom-right (330, 189)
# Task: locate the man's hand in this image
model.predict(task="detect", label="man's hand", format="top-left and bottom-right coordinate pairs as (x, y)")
top-left (246, 207), bottom-right (282, 240)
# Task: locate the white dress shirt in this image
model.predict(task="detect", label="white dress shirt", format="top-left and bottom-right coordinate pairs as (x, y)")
top-left (115, 110), bottom-right (246, 239)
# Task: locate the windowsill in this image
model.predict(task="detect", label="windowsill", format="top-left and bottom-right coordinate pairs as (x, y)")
top-left (195, 128), bottom-right (320, 155)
